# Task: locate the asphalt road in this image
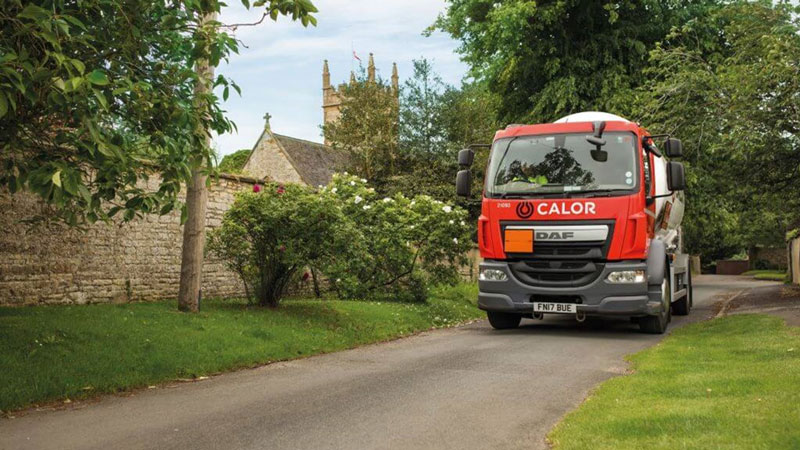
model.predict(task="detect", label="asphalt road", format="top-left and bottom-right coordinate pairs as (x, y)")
top-left (0, 275), bottom-right (777, 450)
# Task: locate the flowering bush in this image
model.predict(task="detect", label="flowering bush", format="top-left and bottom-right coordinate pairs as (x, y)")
top-left (207, 183), bottom-right (356, 307)
top-left (320, 174), bottom-right (472, 302)
top-left (209, 176), bottom-right (472, 306)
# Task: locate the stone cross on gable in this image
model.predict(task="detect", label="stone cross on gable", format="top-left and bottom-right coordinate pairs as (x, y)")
top-left (263, 113), bottom-right (272, 130)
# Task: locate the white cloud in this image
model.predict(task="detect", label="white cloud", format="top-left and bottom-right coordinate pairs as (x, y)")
top-left (212, 0), bottom-right (468, 157)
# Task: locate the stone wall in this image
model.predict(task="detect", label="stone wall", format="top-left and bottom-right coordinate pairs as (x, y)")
top-left (749, 246), bottom-right (788, 270)
top-left (0, 174), bottom-right (258, 306)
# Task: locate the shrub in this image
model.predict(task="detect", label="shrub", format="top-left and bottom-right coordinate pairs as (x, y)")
top-left (320, 174), bottom-right (472, 302)
top-left (207, 183), bottom-right (354, 307)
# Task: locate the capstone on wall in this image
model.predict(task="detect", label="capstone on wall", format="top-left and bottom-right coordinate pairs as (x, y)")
top-left (242, 131), bottom-right (305, 184)
top-left (0, 174), bottom-right (257, 306)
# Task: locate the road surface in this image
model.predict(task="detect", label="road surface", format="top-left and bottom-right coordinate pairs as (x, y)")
top-left (0, 276), bottom-right (777, 450)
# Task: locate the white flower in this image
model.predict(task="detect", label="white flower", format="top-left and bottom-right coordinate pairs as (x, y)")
top-left (383, 197), bottom-right (392, 202)
top-left (442, 205), bottom-right (452, 213)
top-left (350, 181), bottom-right (356, 186)
top-left (449, 220), bottom-right (454, 224)
top-left (343, 171), bottom-right (348, 175)
top-left (368, 188), bottom-right (375, 193)
top-left (361, 178), bottom-right (367, 183)
top-left (318, 185), bottom-right (323, 189)
top-left (410, 225), bottom-right (415, 229)
top-left (410, 201), bottom-right (415, 206)
top-left (363, 205), bottom-right (372, 210)
top-left (354, 195), bottom-right (363, 204)
top-left (453, 238), bottom-right (459, 244)
top-left (460, 221), bottom-right (465, 226)
top-left (336, 278), bottom-right (341, 282)
top-left (331, 187), bottom-right (338, 194)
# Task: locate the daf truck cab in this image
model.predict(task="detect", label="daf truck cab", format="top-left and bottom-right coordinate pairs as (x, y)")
top-left (456, 112), bottom-right (691, 334)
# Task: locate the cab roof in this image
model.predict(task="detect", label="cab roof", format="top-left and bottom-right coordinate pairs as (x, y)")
top-left (494, 120), bottom-right (641, 141)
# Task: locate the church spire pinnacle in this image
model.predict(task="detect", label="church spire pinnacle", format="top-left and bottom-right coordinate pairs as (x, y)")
top-left (322, 59), bottom-right (330, 89)
top-left (391, 62), bottom-right (399, 91)
top-left (367, 53), bottom-right (375, 82)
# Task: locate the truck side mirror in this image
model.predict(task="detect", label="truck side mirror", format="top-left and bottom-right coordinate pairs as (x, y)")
top-left (664, 138), bottom-right (683, 158)
top-left (667, 161), bottom-right (686, 191)
top-left (458, 148), bottom-right (475, 167)
top-left (456, 170), bottom-right (472, 197)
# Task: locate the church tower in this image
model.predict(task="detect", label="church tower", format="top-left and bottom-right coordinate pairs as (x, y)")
top-left (322, 55), bottom-right (398, 145)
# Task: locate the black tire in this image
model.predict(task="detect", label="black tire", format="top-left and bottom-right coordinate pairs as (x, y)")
top-left (487, 311), bottom-right (522, 330)
top-left (672, 269), bottom-right (692, 316)
top-left (640, 261), bottom-right (671, 334)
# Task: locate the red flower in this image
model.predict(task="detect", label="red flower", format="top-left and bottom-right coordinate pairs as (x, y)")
top-left (277, 184), bottom-right (285, 195)
top-left (252, 184), bottom-right (261, 193)
top-left (302, 272), bottom-right (310, 281)
top-left (279, 245), bottom-right (286, 253)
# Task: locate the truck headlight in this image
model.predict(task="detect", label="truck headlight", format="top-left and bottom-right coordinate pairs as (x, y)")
top-left (479, 269), bottom-right (508, 281)
top-left (606, 270), bottom-right (645, 284)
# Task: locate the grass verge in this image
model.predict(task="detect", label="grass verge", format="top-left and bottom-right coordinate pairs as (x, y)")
top-left (742, 270), bottom-right (789, 281)
top-left (548, 314), bottom-right (800, 449)
top-left (0, 283), bottom-right (481, 413)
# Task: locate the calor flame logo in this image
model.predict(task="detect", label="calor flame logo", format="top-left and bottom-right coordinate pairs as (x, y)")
top-left (515, 201), bottom-right (534, 219)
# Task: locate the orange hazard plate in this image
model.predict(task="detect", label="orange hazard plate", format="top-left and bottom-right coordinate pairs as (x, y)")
top-left (505, 229), bottom-right (533, 253)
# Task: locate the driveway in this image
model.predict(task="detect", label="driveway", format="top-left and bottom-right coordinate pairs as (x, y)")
top-left (0, 275), bottom-right (777, 450)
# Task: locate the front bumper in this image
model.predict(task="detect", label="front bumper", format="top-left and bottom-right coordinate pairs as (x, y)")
top-left (478, 260), bottom-right (662, 317)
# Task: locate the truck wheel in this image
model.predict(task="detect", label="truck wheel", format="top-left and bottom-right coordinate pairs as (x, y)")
top-left (640, 263), bottom-right (671, 334)
top-left (487, 311), bottom-right (521, 330)
top-left (672, 269), bottom-right (692, 316)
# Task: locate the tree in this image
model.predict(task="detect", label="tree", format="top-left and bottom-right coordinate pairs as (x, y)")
top-left (0, 0), bottom-right (318, 312)
top-left (400, 58), bottom-right (447, 157)
top-left (432, 0), bottom-right (720, 124)
top-left (218, 149), bottom-right (251, 173)
top-left (635, 1), bottom-right (800, 259)
top-left (323, 71), bottom-right (399, 180)
top-left (0, 0), bottom-right (231, 225)
top-left (178, 0), bottom-right (318, 312)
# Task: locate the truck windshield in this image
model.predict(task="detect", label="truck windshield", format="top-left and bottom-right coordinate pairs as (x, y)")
top-left (486, 132), bottom-right (638, 197)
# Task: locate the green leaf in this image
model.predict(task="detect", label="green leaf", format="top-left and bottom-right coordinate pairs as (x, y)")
top-left (223, 86), bottom-right (229, 101)
top-left (88, 70), bottom-right (109, 86)
top-left (70, 59), bottom-right (86, 74)
top-left (0, 94), bottom-right (7, 119)
top-left (93, 89), bottom-right (108, 109)
top-left (62, 173), bottom-right (78, 195)
top-left (18, 4), bottom-right (51, 21)
top-left (52, 170), bottom-right (62, 187)
top-left (77, 184), bottom-right (92, 203)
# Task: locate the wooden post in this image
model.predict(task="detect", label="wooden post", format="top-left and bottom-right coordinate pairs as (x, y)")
top-left (178, 11), bottom-right (216, 312)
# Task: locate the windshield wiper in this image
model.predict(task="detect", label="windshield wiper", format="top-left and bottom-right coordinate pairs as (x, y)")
top-left (494, 191), bottom-right (566, 199)
top-left (566, 189), bottom-right (631, 198)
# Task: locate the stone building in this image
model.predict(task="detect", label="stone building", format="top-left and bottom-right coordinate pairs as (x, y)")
top-left (322, 53), bottom-right (399, 145)
top-left (242, 115), bottom-right (349, 188)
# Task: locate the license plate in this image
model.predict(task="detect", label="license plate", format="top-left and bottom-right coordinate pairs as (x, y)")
top-left (533, 302), bottom-right (577, 314)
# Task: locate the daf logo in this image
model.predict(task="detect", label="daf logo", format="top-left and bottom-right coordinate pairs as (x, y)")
top-left (536, 231), bottom-right (575, 240)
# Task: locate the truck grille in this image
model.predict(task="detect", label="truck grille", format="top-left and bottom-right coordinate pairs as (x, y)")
top-left (510, 260), bottom-right (605, 287)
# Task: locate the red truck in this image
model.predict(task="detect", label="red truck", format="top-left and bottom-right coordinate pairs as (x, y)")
top-left (456, 112), bottom-right (691, 334)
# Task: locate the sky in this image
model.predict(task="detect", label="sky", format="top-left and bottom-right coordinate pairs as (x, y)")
top-left (213, 0), bottom-right (469, 157)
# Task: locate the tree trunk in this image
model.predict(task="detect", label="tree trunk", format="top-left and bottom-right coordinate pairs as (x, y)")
top-left (311, 267), bottom-right (321, 298)
top-left (178, 11), bottom-right (216, 313)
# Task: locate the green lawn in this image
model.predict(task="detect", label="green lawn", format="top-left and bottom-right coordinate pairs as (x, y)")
top-left (0, 284), bottom-right (482, 413)
top-left (742, 270), bottom-right (789, 281)
top-left (548, 315), bottom-right (800, 449)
